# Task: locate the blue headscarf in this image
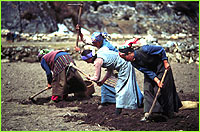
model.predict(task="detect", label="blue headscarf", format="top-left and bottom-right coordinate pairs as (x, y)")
top-left (91, 32), bottom-right (109, 43)
top-left (81, 52), bottom-right (93, 61)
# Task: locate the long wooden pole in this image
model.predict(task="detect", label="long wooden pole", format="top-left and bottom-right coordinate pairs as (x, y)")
top-left (29, 87), bottom-right (51, 101)
top-left (76, 3), bottom-right (83, 47)
top-left (69, 62), bottom-right (89, 78)
top-left (145, 69), bottom-right (168, 119)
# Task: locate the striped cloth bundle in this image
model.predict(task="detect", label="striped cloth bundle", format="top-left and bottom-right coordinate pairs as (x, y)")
top-left (53, 54), bottom-right (74, 77)
top-left (104, 75), bottom-right (118, 88)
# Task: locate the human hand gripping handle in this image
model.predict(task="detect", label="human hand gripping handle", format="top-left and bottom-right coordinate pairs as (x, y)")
top-left (86, 74), bottom-right (91, 81)
top-left (96, 70), bottom-right (111, 86)
top-left (86, 75), bottom-right (100, 85)
top-left (144, 69), bottom-right (168, 120)
top-left (74, 46), bottom-right (81, 52)
top-left (69, 62), bottom-right (100, 85)
top-left (47, 84), bottom-right (52, 89)
top-left (97, 80), bottom-right (104, 86)
top-left (157, 80), bottom-right (163, 88)
top-left (76, 24), bottom-right (81, 33)
top-left (154, 77), bottom-right (164, 88)
top-left (163, 60), bottom-right (170, 70)
top-left (154, 69), bottom-right (168, 88)
top-left (74, 24), bottom-right (81, 52)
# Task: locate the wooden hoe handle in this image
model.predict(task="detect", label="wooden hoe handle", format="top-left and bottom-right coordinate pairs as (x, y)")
top-left (146, 69), bottom-right (168, 118)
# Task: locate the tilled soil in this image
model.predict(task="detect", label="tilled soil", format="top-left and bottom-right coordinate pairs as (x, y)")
top-left (1, 61), bottom-right (199, 131)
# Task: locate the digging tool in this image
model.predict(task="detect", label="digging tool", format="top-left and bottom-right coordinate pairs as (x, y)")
top-left (76, 3), bottom-right (83, 47)
top-left (70, 63), bottom-right (99, 85)
top-left (69, 62), bottom-right (90, 78)
top-left (67, 3), bottom-right (83, 47)
top-left (29, 87), bottom-right (52, 103)
top-left (144, 69), bottom-right (168, 120)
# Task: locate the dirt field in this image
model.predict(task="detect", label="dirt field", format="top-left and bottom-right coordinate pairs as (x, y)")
top-left (1, 60), bottom-right (199, 131)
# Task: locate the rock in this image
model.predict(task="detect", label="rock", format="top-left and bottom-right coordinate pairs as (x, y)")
top-left (170, 35), bottom-right (178, 40)
top-left (14, 53), bottom-right (23, 61)
top-left (1, 59), bottom-right (10, 63)
top-left (175, 53), bottom-right (182, 62)
top-left (1, 1), bottom-right (199, 35)
top-left (195, 57), bottom-right (199, 62)
top-left (188, 57), bottom-right (194, 64)
top-left (163, 41), bottom-right (175, 48)
top-left (178, 33), bottom-right (187, 39)
top-left (182, 56), bottom-right (189, 63)
top-left (22, 56), bottom-right (38, 63)
top-left (2, 2), bottom-right (58, 33)
top-left (167, 53), bottom-right (176, 62)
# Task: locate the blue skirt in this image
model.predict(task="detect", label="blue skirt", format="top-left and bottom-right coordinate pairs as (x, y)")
top-left (101, 84), bottom-right (116, 104)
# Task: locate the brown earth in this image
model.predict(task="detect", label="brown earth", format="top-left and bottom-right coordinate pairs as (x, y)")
top-left (1, 60), bottom-right (199, 131)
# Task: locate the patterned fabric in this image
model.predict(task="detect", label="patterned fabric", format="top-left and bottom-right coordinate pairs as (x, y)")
top-left (53, 54), bottom-right (74, 77)
top-left (43, 50), bottom-right (63, 70)
top-left (104, 75), bottom-right (118, 88)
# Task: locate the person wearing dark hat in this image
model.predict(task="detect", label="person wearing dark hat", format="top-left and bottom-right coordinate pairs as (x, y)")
top-left (118, 44), bottom-right (182, 121)
top-left (81, 48), bottom-right (143, 115)
top-left (38, 49), bottom-right (87, 103)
